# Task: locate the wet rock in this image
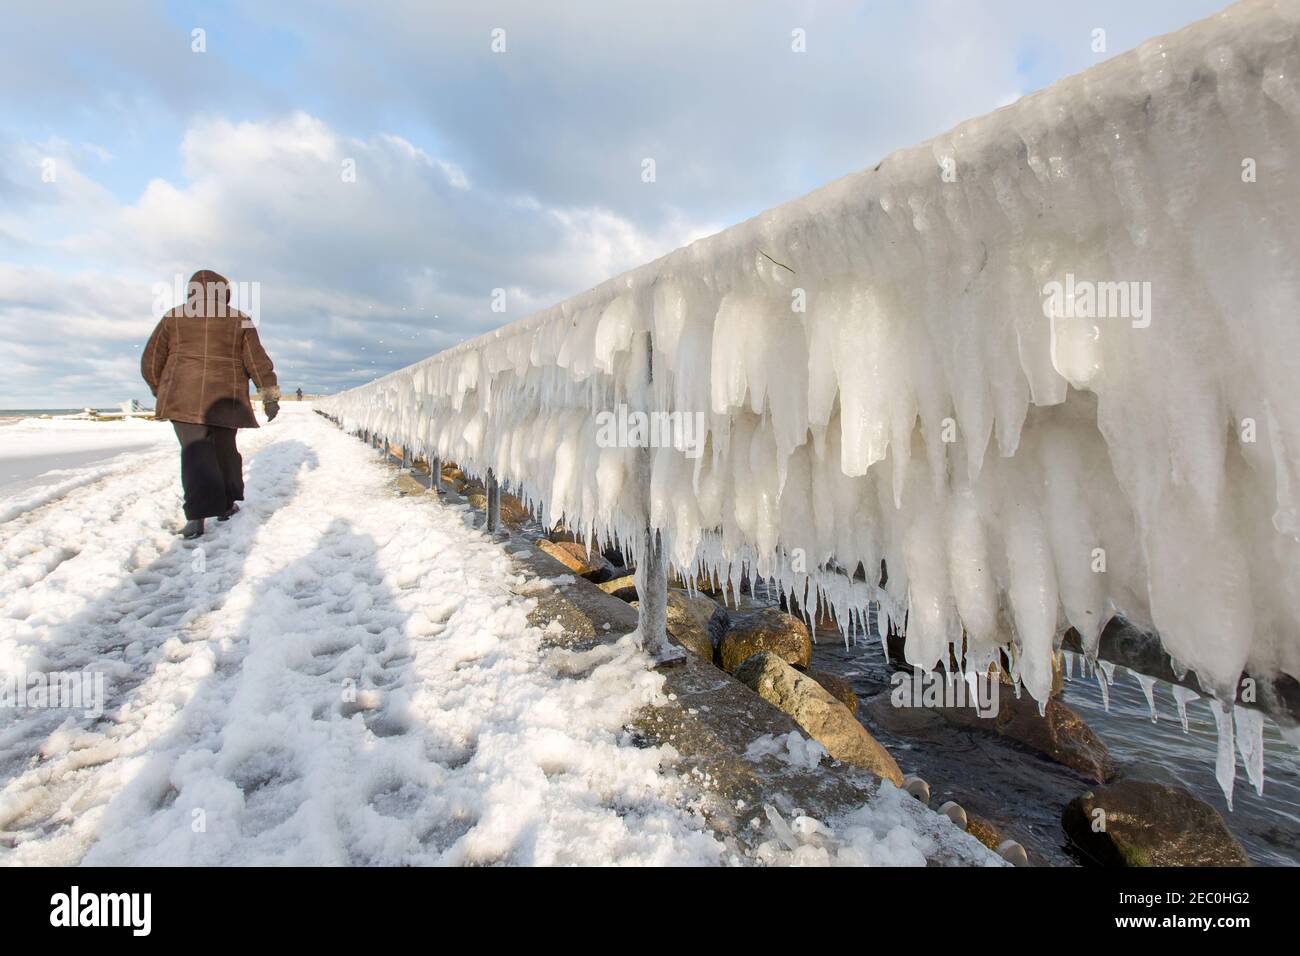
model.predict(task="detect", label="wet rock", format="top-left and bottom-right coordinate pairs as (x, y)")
top-left (1062, 780), bottom-right (1251, 867)
top-left (537, 540), bottom-right (616, 583)
top-left (547, 524), bottom-right (581, 544)
top-left (808, 670), bottom-right (858, 715)
top-left (499, 493), bottom-right (531, 526)
top-left (597, 575), bottom-right (638, 602)
top-left (720, 608), bottom-right (813, 673)
top-left (674, 591), bottom-right (730, 649)
top-left (779, 593), bottom-right (840, 633)
top-left (935, 690), bottom-right (1115, 783)
top-left (734, 652), bottom-right (903, 785)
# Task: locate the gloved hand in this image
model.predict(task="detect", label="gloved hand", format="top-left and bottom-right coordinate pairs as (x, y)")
top-left (264, 400), bottom-right (280, 421)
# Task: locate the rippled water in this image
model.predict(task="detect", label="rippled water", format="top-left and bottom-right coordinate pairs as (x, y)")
top-left (1061, 659), bottom-right (1300, 866)
top-left (807, 625), bottom-right (1300, 867)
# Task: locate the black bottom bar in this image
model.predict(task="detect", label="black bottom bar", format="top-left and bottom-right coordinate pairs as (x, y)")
top-left (0, 865), bottom-right (1283, 939)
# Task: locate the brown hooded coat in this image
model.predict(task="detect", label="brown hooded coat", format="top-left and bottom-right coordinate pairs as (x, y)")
top-left (141, 270), bottom-right (279, 429)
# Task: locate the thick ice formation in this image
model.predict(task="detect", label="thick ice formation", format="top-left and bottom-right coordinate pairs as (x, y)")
top-left (322, 0), bottom-right (1300, 736)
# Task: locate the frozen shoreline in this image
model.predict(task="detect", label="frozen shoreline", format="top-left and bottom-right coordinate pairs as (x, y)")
top-left (0, 417), bottom-right (172, 495)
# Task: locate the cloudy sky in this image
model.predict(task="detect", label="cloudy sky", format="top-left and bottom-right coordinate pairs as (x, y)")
top-left (0, 0), bottom-right (1226, 407)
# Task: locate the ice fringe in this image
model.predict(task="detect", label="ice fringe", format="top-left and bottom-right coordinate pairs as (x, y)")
top-left (321, 0), bottom-right (1300, 800)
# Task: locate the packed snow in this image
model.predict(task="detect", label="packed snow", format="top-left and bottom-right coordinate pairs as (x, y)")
top-left (320, 0), bottom-right (1300, 802)
top-left (0, 405), bottom-right (988, 866)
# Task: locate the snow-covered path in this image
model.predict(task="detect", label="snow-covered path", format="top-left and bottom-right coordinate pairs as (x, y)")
top-left (0, 404), bottom-right (725, 865)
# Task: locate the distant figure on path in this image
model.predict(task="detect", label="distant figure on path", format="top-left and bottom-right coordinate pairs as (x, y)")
top-left (141, 270), bottom-right (280, 539)
top-left (296, 387), bottom-right (303, 401)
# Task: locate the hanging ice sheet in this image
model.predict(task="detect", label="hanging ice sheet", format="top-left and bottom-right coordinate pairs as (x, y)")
top-left (322, 1), bottom-right (1300, 740)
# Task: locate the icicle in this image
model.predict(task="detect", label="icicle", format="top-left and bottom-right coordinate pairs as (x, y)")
top-left (1208, 699), bottom-right (1236, 810)
top-left (1171, 684), bottom-right (1199, 733)
top-left (1063, 649), bottom-right (1075, 681)
top-left (1132, 672), bottom-right (1158, 722)
top-left (1095, 667), bottom-right (1110, 712)
top-left (764, 804), bottom-right (800, 852)
top-left (1233, 706), bottom-right (1265, 797)
top-left (320, 0), bottom-right (1300, 796)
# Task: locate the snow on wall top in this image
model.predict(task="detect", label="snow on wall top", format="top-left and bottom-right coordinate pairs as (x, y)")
top-left (321, 0), bottom-right (1300, 725)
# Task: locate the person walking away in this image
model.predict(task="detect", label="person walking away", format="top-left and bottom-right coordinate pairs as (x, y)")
top-left (296, 387), bottom-right (303, 401)
top-left (141, 270), bottom-right (280, 539)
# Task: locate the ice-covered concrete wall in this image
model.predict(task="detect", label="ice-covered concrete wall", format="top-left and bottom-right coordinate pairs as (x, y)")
top-left (320, 0), bottom-right (1300, 724)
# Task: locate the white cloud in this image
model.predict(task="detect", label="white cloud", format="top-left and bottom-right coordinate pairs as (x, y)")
top-left (0, 0), bottom-right (1229, 405)
top-left (0, 113), bottom-right (713, 406)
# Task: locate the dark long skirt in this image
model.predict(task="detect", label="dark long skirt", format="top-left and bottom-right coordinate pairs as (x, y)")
top-left (172, 421), bottom-right (244, 520)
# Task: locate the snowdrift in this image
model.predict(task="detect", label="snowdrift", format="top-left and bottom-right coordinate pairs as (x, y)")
top-left (321, 0), bottom-right (1300, 724)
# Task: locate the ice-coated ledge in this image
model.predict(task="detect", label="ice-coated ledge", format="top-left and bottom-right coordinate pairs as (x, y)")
top-left (321, 0), bottom-right (1300, 756)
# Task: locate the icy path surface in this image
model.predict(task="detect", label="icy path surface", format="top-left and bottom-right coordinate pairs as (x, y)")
top-left (0, 405), bottom-right (730, 865)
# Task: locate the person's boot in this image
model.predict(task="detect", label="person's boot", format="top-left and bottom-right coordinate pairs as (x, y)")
top-left (181, 518), bottom-right (205, 539)
top-left (218, 503), bottom-right (240, 522)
